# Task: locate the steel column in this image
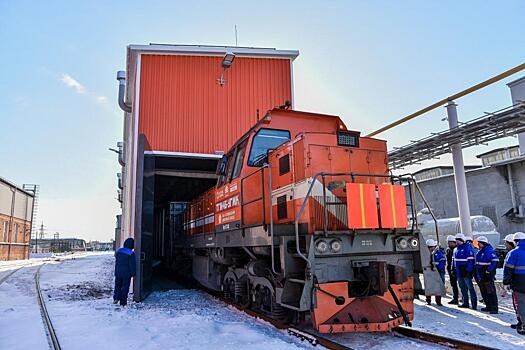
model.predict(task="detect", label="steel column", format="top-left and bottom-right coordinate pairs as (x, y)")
top-left (446, 101), bottom-right (473, 237)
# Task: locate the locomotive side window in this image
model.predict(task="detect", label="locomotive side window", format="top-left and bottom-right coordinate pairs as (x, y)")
top-left (232, 139), bottom-right (248, 179)
top-left (248, 128), bottom-right (290, 166)
top-left (217, 152), bottom-right (233, 187)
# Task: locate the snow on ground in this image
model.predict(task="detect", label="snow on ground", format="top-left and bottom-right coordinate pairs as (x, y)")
top-left (2, 253), bottom-right (524, 350)
top-left (38, 253), bottom-right (318, 350)
top-left (0, 264), bottom-right (49, 349)
top-left (412, 295), bottom-right (525, 350)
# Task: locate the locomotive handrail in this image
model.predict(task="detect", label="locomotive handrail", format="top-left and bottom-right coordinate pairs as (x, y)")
top-left (294, 172), bottom-right (418, 273)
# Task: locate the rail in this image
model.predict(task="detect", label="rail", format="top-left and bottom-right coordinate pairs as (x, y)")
top-left (210, 286), bottom-right (498, 350)
top-left (35, 264), bottom-right (62, 350)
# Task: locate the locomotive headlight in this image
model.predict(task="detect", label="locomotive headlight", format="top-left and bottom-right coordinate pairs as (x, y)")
top-left (397, 238), bottom-right (408, 250)
top-left (409, 237), bottom-right (419, 249)
top-left (315, 239), bottom-right (329, 254)
top-left (329, 240), bottom-right (342, 253)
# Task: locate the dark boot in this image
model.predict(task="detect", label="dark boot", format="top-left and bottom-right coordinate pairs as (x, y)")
top-left (436, 296), bottom-right (442, 306)
top-left (459, 303), bottom-right (469, 308)
top-left (489, 309), bottom-right (498, 314)
top-left (512, 319), bottom-right (523, 329)
top-left (448, 299), bottom-right (459, 305)
top-left (518, 325), bottom-right (525, 335)
top-left (426, 296), bottom-right (431, 305)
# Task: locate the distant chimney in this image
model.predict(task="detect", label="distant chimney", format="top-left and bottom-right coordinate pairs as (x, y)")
top-left (507, 76), bottom-right (525, 156)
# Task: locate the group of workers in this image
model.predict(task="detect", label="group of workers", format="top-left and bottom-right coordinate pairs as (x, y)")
top-left (425, 231), bottom-right (525, 335)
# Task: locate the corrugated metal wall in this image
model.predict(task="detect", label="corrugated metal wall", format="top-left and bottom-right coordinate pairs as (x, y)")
top-left (138, 54), bottom-right (292, 154)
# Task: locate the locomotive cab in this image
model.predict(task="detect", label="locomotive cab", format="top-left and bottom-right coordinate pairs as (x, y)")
top-left (184, 108), bottom-right (423, 333)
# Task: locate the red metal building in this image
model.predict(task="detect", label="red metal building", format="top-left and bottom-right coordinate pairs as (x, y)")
top-left (116, 44), bottom-right (299, 299)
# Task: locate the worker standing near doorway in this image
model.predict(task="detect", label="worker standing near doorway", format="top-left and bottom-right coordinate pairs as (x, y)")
top-left (426, 239), bottom-right (446, 306)
top-left (114, 238), bottom-right (137, 307)
top-left (446, 235), bottom-right (459, 304)
top-left (504, 232), bottom-right (525, 335)
top-left (453, 233), bottom-right (477, 310)
top-left (475, 236), bottom-right (499, 314)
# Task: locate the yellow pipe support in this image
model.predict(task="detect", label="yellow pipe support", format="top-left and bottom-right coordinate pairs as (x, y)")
top-left (366, 62), bottom-right (525, 137)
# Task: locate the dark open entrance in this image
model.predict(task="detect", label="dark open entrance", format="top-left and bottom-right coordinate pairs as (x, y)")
top-left (134, 136), bottom-right (219, 301)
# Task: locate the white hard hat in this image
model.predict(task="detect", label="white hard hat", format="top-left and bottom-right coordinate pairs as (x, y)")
top-left (477, 236), bottom-right (489, 244)
top-left (426, 239), bottom-right (438, 247)
top-left (504, 234), bottom-right (515, 243)
top-left (446, 235), bottom-right (456, 242)
top-left (455, 233), bottom-right (466, 242)
top-left (513, 232), bottom-right (525, 241)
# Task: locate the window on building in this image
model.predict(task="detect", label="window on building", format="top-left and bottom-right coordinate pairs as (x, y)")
top-left (248, 129), bottom-right (290, 166)
top-left (3, 221), bottom-right (7, 242)
top-left (14, 223), bottom-right (19, 243)
top-left (482, 206), bottom-right (498, 227)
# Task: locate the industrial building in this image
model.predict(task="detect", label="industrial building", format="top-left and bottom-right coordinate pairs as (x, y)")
top-left (413, 145), bottom-right (525, 239)
top-left (0, 177), bottom-right (35, 260)
top-left (30, 238), bottom-right (86, 254)
top-left (115, 44), bottom-right (298, 300)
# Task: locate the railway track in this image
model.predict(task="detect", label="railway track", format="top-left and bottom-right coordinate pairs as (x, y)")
top-left (35, 264), bottom-right (62, 350)
top-left (213, 293), bottom-right (500, 350)
top-left (0, 266), bottom-right (25, 286)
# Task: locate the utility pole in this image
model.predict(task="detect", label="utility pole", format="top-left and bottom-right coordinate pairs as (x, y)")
top-left (446, 101), bottom-right (473, 238)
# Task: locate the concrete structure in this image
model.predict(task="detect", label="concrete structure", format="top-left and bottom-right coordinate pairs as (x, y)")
top-left (0, 177), bottom-right (35, 260)
top-left (412, 147), bottom-right (525, 241)
top-left (413, 165), bottom-right (480, 182)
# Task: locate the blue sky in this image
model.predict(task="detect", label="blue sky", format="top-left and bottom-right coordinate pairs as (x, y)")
top-left (1, 1), bottom-right (524, 241)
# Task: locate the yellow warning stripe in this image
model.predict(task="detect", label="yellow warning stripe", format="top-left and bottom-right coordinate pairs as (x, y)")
top-left (390, 185), bottom-right (397, 227)
top-left (359, 184), bottom-right (366, 227)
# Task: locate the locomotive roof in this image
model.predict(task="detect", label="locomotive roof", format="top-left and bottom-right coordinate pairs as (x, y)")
top-left (227, 108), bottom-right (348, 152)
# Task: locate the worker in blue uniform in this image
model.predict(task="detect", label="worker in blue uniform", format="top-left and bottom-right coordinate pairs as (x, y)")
top-left (504, 232), bottom-right (525, 335)
top-left (425, 239), bottom-right (446, 306)
top-left (446, 235), bottom-right (459, 305)
top-left (505, 233), bottom-right (521, 330)
top-left (453, 233), bottom-right (477, 310)
top-left (113, 237), bottom-right (136, 306)
top-left (475, 236), bottom-right (499, 314)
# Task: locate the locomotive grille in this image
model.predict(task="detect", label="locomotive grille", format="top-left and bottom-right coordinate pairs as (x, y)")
top-left (337, 131), bottom-right (360, 147)
top-left (277, 195), bottom-right (288, 219)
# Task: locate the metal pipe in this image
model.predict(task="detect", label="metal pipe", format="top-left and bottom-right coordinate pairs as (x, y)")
top-left (366, 62), bottom-right (525, 137)
top-left (446, 101), bottom-right (473, 238)
top-left (414, 181), bottom-right (440, 243)
top-left (117, 71), bottom-right (132, 113)
top-left (507, 162), bottom-right (518, 213)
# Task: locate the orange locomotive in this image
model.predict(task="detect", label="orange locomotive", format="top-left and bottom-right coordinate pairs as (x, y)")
top-left (183, 108), bottom-right (422, 333)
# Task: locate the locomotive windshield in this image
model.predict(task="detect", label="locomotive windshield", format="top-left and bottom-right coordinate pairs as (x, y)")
top-left (248, 128), bottom-right (290, 166)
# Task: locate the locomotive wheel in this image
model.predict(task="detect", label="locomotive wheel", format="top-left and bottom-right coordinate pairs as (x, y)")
top-left (223, 276), bottom-right (236, 300)
top-left (234, 277), bottom-right (250, 307)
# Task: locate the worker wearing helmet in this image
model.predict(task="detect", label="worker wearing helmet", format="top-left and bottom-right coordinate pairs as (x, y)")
top-left (504, 232), bottom-right (525, 335)
top-left (425, 239), bottom-right (446, 306)
top-left (445, 235), bottom-right (459, 304)
top-left (453, 233), bottom-right (478, 310)
top-left (505, 234), bottom-right (516, 252)
top-left (475, 236), bottom-right (499, 314)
